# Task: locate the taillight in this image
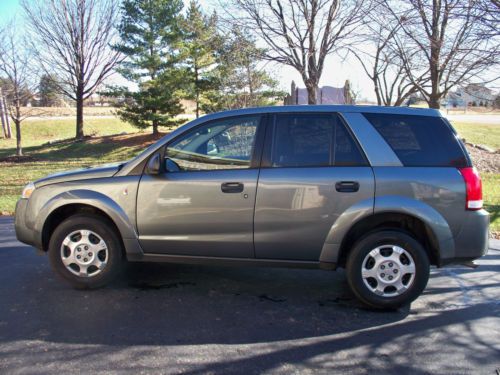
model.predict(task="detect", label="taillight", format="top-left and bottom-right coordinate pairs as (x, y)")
top-left (459, 167), bottom-right (483, 210)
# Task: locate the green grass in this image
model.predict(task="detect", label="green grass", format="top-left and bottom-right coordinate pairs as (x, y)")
top-left (0, 117), bottom-right (168, 213)
top-left (483, 173), bottom-right (500, 232)
top-left (451, 121), bottom-right (500, 150)
top-left (0, 117), bottom-right (137, 154)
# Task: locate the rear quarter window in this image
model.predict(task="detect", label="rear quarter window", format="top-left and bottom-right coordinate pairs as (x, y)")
top-left (363, 113), bottom-right (469, 167)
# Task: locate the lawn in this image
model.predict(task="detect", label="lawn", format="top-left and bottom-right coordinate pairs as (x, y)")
top-left (0, 117), bottom-right (137, 154)
top-left (451, 122), bottom-right (500, 150)
top-left (483, 173), bottom-right (500, 232)
top-left (0, 116), bottom-right (498, 234)
top-left (0, 117), bottom-right (170, 214)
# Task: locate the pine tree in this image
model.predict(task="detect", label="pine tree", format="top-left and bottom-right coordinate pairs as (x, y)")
top-left (114, 0), bottom-right (184, 134)
top-left (202, 26), bottom-right (284, 112)
top-left (180, 1), bottom-right (219, 118)
top-left (39, 74), bottom-right (61, 107)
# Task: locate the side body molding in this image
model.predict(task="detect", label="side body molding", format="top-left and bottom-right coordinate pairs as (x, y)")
top-left (34, 189), bottom-right (143, 255)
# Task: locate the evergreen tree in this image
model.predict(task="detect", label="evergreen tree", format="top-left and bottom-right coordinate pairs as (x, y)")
top-left (114, 0), bottom-right (184, 134)
top-left (180, 1), bottom-right (219, 118)
top-left (202, 27), bottom-right (284, 112)
top-left (39, 74), bottom-right (61, 107)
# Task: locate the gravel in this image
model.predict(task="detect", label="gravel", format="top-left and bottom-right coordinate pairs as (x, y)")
top-left (464, 143), bottom-right (500, 174)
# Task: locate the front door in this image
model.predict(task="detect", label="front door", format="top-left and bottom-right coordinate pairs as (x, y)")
top-left (254, 113), bottom-right (375, 261)
top-left (137, 115), bottom-right (264, 258)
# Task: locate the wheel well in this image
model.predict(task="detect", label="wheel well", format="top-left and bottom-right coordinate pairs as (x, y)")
top-left (41, 204), bottom-right (124, 254)
top-left (337, 213), bottom-right (440, 267)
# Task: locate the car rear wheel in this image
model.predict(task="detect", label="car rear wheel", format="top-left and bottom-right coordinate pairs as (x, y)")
top-left (48, 214), bottom-right (123, 289)
top-left (346, 230), bottom-right (430, 310)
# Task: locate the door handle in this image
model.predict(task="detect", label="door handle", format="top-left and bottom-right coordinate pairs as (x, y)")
top-left (221, 182), bottom-right (244, 193)
top-left (335, 181), bottom-right (359, 193)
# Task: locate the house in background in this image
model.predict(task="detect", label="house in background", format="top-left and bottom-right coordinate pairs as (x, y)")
top-left (284, 80), bottom-right (354, 105)
top-left (445, 83), bottom-right (495, 108)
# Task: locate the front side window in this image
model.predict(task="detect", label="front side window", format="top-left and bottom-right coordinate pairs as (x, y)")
top-left (165, 116), bottom-right (260, 171)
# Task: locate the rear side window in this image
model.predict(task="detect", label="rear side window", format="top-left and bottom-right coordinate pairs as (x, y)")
top-left (363, 113), bottom-right (469, 167)
top-left (270, 113), bottom-right (367, 167)
top-left (272, 114), bottom-right (332, 167)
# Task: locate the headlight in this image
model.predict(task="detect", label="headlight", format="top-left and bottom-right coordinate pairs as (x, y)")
top-left (21, 182), bottom-right (35, 199)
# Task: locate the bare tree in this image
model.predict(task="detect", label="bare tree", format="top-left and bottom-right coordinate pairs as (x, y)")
top-left (228, 0), bottom-right (370, 104)
top-left (349, 13), bottom-right (428, 106)
top-left (384, 0), bottom-right (499, 109)
top-left (0, 22), bottom-right (40, 156)
top-left (478, 0), bottom-right (499, 38)
top-left (22, 0), bottom-right (122, 139)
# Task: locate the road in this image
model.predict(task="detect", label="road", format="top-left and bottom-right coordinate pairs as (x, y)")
top-left (444, 113), bottom-right (500, 125)
top-left (0, 216), bottom-right (499, 374)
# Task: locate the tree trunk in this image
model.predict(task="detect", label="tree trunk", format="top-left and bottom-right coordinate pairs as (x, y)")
top-left (0, 91), bottom-right (12, 139)
top-left (375, 86), bottom-right (382, 106)
top-left (14, 98), bottom-right (22, 156)
top-left (15, 119), bottom-right (22, 157)
top-left (394, 98), bottom-right (405, 106)
top-left (76, 94), bottom-right (84, 139)
top-left (246, 63), bottom-right (254, 107)
top-left (152, 120), bottom-right (159, 135)
top-left (428, 95), bottom-right (441, 109)
top-left (195, 65), bottom-right (200, 118)
top-left (428, 33), bottom-right (441, 110)
top-left (195, 91), bottom-right (200, 119)
top-left (306, 83), bottom-right (317, 105)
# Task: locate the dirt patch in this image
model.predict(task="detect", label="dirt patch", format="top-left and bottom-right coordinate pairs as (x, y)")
top-left (0, 155), bottom-right (41, 163)
top-left (465, 144), bottom-right (500, 173)
top-left (89, 132), bottom-right (167, 148)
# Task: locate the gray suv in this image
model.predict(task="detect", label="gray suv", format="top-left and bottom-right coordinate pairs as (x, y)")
top-left (15, 105), bottom-right (489, 309)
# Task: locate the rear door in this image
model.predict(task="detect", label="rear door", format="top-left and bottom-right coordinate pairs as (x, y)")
top-left (254, 113), bottom-right (375, 261)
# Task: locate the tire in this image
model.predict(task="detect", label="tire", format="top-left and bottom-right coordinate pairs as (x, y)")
top-left (346, 230), bottom-right (430, 310)
top-left (48, 214), bottom-right (124, 289)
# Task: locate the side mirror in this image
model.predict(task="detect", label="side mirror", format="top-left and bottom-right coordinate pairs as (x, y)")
top-left (147, 153), bottom-right (161, 175)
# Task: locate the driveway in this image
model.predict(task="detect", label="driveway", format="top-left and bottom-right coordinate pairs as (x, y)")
top-left (0, 216), bottom-right (499, 374)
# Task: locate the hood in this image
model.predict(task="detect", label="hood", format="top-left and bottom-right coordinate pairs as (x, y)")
top-left (34, 161), bottom-right (124, 188)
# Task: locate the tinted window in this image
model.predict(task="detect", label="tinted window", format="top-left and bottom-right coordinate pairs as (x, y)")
top-left (334, 120), bottom-right (367, 166)
top-left (272, 114), bottom-right (332, 167)
top-left (165, 116), bottom-right (260, 171)
top-left (363, 113), bottom-right (468, 167)
top-left (271, 114), bottom-right (366, 167)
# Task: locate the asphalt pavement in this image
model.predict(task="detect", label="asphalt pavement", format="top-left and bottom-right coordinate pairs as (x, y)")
top-left (0, 216), bottom-right (499, 374)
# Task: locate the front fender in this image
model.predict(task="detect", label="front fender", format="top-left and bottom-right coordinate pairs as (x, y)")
top-left (34, 189), bottom-right (138, 247)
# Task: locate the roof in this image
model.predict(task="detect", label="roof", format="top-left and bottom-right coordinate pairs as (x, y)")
top-left (194, 105), bottom-right (442, 123)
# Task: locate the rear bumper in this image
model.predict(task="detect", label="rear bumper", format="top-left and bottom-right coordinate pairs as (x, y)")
top-left (14, 199), bottom-right (38, 249)
top-left (441, 209), bottom-right (489, 265)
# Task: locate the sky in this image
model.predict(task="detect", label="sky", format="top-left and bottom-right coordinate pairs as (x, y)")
top-left (1, 0), bottom-right (497, 103)
top-left (0, 0), bottom-right (376, 101)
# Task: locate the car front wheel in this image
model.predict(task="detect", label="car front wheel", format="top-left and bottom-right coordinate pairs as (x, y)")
top-left (346, 230), bottom-right (430, 310)
top-left (48, 214), bottom-right (123, 289)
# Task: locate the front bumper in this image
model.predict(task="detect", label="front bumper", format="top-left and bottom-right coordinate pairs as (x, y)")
top-left (14, 199), bottom-right (38, 248)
